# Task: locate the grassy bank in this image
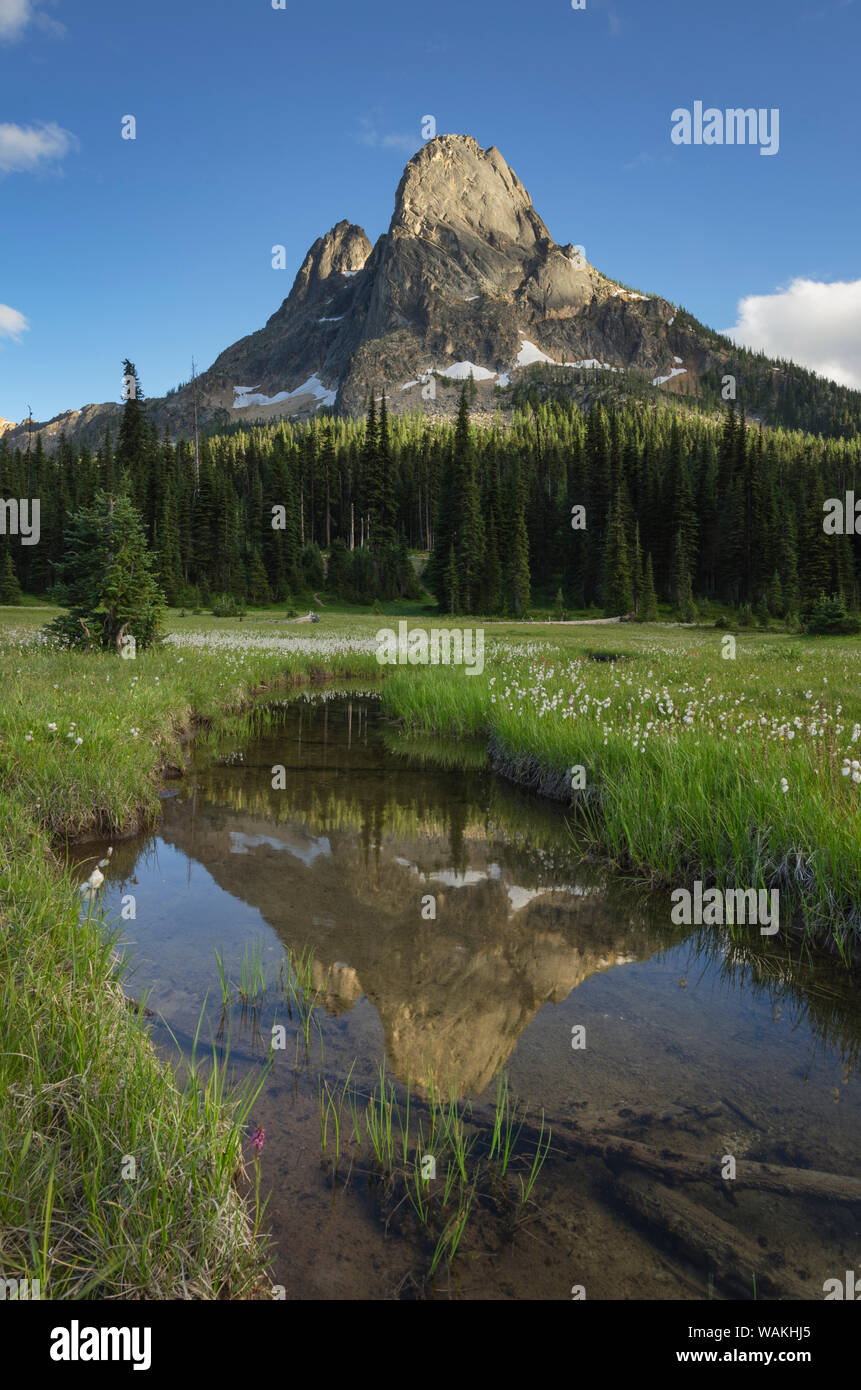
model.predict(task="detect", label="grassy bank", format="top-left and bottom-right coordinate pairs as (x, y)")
top-left (3, 609), bottom-right (860, 1298)
top-left (380, 631), bottom-right (861, 954)
top-left (0, 625), bottom-right (379, 1298)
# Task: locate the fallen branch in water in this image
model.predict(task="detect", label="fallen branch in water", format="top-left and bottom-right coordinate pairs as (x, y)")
top-left (467, 1100), bottom-right (861, 1207)
top-left (570, 1127), bottom-right (861, 1205)
top-left (612, 1171), bottom-right (811, 1301)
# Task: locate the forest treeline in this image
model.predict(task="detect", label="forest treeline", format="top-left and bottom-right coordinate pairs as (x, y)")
top-left (1, 361), bottom-right (860, 619)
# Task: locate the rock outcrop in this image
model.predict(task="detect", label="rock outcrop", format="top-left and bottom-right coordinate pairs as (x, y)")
top-left (0, 134), bottom-right (761, 449)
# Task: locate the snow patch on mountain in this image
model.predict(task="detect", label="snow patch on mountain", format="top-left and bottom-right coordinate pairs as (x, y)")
top-left (563, 359), bottom-right (619, 371)
top-left (516, 337), bottom-right (556, 367)
top-left (233, 376), bottom-right (337, 410)
top-left (440, 361), bottom-right (496, 380)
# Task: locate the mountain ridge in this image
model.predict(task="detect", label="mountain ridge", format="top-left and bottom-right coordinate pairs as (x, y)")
top-left (4, 133), bottom-right (860, 452)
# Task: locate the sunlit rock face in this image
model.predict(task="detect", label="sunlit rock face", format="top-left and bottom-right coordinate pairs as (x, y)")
top-left (17, 134), bottom-right (729, 451)
top-left (157, 786), bottom-right (670, 1099)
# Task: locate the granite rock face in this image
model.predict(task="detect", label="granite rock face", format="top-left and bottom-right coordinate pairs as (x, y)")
top-left (4, 135), bottom-right (733, 448)
top-left (203, 132), bottom-right (679, 418)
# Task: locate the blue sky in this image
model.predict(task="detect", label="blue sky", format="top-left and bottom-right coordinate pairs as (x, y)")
top-left (1, 0), bottom-right (859, 422)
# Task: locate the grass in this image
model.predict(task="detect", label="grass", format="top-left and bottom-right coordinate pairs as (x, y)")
top-left (0, 797), bottom-right (268, 1298)
top-left (2, 600), bottom-right (859, 1297)
top-left (319, 1060), bottom-right (551, 1284)
top-left (0, 623), bottom-right (374, 1299)
top-left (318, 1062), bottom-right (356, 1177)
top-left (379, 629), bottom-right (861, 953)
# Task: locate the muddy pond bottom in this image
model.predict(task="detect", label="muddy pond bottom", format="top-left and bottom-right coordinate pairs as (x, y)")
top-left (74, 692), bottom-right (861, 1300)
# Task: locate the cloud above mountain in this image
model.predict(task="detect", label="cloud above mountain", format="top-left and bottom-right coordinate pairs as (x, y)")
top-left (357, 114), bottom-right (420, 155)
top-left (725, 277), bottom-right (861, 389)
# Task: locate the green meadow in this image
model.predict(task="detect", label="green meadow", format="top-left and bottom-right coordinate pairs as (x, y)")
top-left (1, 597), bottom-right (860, 1297)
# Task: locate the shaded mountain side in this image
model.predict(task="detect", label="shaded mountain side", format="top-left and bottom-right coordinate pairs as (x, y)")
top-left (5, 133), bottom-right (861, 452)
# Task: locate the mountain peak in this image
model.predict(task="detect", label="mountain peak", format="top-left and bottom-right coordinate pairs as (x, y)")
top-left (15, 133), bottom-right (788, 448)
top-left (392, 133), bottom-right (551, 253)
top-left (287, 220), bottom-right (372, 306)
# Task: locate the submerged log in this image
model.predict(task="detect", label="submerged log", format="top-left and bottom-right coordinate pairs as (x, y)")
top-left (569, 1127), bottom-right (861, 1206)
top-left (612, 1171), bottom-right (811, 1301)
top-left (466, 1099), bottom-right (861, 1207)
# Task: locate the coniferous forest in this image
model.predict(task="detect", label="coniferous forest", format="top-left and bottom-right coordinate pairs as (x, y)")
top-left (2, 361), bottom-right (860, 622)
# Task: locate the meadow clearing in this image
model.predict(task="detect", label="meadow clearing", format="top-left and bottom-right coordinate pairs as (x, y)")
top-left (1, 599), bottom-right (859, 1297)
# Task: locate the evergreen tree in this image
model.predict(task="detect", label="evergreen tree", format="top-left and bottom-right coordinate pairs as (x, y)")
top-left (360, 393), bottom-right (379, 545)
top-left (506, 462), bottom-right (531, 616)
top-left (48, 491), bottom-right (165, 651)
top-left (376, 391), bottom-right (398, 550)
top-left (326, 536), bottom-right (350, 595)
top-left (767, 569), bottom-right (785, 618)
top-left (116, 359), bottom-right (148, 475)
top-left (246, 549), bottom-right (271, 606)
top-left (0, 550), bottom-right (22, 604)
top-left (640, 552), bottom-right (658, 621)
top-left (632, 521), bottom-right (645, 617)
top-left (603, 488), bottom-right (634, 615)
top-left (480, 505), bottom-right (503, 614)
top-left (443, 543), bottom-right (459, 615)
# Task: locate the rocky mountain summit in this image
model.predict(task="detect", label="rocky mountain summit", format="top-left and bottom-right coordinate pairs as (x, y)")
top-left (195, 132), bottom-right (683, 423)
top-left (2, 133), bottom-right (818, 451)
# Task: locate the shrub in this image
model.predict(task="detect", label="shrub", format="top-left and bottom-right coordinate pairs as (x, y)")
top-left (806, 593), bottom-right (861, 636)
top-left (211, 594), bottom-right (246, 618)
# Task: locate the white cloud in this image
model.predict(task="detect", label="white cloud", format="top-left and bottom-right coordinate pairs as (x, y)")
top-left (357, 116), bottom-right (419, 155)
top-left (0, 0), bottom-right (64, 41)
top-left (724, 277), bottom-right (861, 389)
top-left (0, 121), bottom-right (76, 173)
top-left (0, 0), bottom-right (30, 39)
top-left (0, 304), bottom-right (29, 341)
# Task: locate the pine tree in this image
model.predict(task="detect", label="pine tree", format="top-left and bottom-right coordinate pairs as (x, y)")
top-left (663, 417), bottom-right (697, 594)
top-left (48, 491), bottom-right (165, 651)
top-left (507, 464), bottom-right (531, 616)
top-left (641, 552), bottom-right (658, 621)
top-left (767, 569), bottom-right (784, 618)
top-left (632, 521), bottom-right (645, 617)
top-left (443, 543), bottom-right (459, 615)
top-left (0, 550), bottom-right (22, 604)
top-left (116, 359), bottom-right (148, 474)
top-left (376, 390), bottom-right (397, 550)
top-left (246, 549), bottom-right (271, 606)
top-left (680, 569), bottom-right (698, 623)
top-left (455, 451), bottom-right (484, 612)
top-left (603, 488), bottom-right (634, 616)
top-left (360, 393), bottom-right (379, 546)
top-left (155, 479), bottom-right (182, 605)
top-left (670, 529), bottom-right (690, 611)
top-left (755, 590), bottom-right (770, 628)
top-left (480, 505), bottom-right (503, 614)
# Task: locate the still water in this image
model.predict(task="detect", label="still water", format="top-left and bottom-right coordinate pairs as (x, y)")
top-left (73, 692), bottom-right (861, 1300)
